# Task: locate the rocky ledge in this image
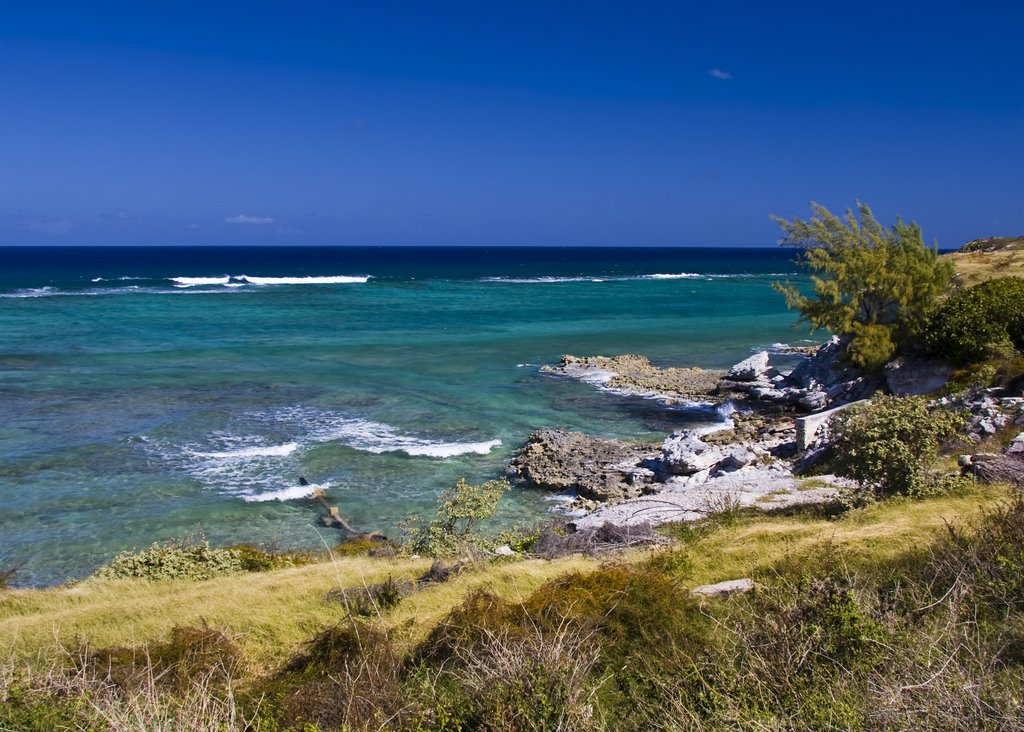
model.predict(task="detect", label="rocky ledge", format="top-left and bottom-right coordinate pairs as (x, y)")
top-left (506, 429), bottom-right (661, 505)
top-left (507, 414), bottom-right (835, 516)
top-left (541, 354), bottom-right (724, 403)
top-left (515, 340), bottom-right (1006, 529)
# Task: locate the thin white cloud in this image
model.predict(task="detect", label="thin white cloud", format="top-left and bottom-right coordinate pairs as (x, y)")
top-left (30, 221), bottom-right (72, 235)
top-left (708, 68), bottom-right (733, 80)
top-left (226, 214), bottom-right (274, 225)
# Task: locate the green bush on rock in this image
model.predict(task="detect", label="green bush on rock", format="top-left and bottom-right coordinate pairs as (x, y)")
top-left (829, 395), bottom-right (963, 498)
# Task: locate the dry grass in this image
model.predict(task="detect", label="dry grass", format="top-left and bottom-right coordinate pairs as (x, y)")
top-left (943, 241), bottom-right (1024, 288)
top-left (659, 481), bottom-right (1012, 586)
top-left (0, 555), bottom-right (431, 668)
top-left (0, 483), bottom-right (1011, 675)
top-left (0, 552), bottom-right (604, 669)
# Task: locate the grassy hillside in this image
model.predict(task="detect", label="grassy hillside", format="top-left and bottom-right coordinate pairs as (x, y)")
top-left (1, 483), bottom-right (1008, 666)
top-left (944, 235), bottom-right (1024, 287)
top-left (2, 481), bottom-right (1021, 730)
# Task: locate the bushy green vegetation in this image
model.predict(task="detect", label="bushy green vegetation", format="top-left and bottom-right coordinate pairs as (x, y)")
top-left (93, 539), bottom-right (317, 581)
top-left (773, 201), bottom-right (953, 370)
top-left (95, 539), bottom-right (245, 581)
top-left (828, 395), bottom-right (963, 498)
top-left (401, 477), bottom-right (511, 556)
top-left (926, 276), bottom-right (1024, 365)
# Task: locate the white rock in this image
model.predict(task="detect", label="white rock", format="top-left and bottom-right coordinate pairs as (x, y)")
top-left (493, 545), bottom-right (516, 557)
top-left (727, 351), bottom-right (770, 381)
top-left (661, 433), bottom-right (724, 475)
top-left (691, 578), bottom-right (756, 597)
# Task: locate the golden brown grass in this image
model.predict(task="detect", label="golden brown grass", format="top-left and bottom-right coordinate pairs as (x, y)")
top-left (0, 482), bottom-right (1011, 671)
top-left (656, 481), bottom-right (1011, 586)
top-left (943, 239), bottom-right (1024, 288)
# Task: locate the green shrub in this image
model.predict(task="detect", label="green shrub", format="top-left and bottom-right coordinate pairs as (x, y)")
top-left (401, 478), bottom-right (510, 556)
top-left (95, 539), bottom-right (243, 581)
top-left (926, 276), bottom-right (1024, 365)
top-left (829, 396), bottom-right (963, 498)
top-left (416, 565), bottom-right (713, 731)
top-left (228, 543), bottom-right (278, 572)
top-left (268, 623), bottom-right (410, 730)
top-left (0, 682), bottom-right (97, 732)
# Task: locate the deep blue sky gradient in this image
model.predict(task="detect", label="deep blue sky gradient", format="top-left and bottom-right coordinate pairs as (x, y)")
top-left (2, 1), bottom-right (1022, 246)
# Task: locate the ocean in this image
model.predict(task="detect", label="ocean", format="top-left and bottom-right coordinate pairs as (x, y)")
top-left (0, 246), bottom-right (811, 586)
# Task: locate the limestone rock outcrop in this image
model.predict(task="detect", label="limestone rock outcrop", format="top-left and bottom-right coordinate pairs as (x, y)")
top-left (507, 429), bottom-right (661, 505)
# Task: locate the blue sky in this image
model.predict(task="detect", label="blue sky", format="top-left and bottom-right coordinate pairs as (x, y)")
top-left (2, 1), bottom-right (1022, 246)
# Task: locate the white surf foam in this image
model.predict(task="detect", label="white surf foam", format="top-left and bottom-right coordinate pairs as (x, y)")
top-left (253, 406), bottom-right (502, 459)
top-left (642, 273), bottom-right (702, 279)
top-left (242, 483), bottom-right (323, 502)
top-left (171, 276), bottom-right (231, 287)
top-left (403, 439), bottom-right (503, 457)
top-left (147, 407), bottom-right (502, 501)
top-left (237, 275), bottom-right (370, 285)
top-left (0, 287), bottom-right (56, 298)
top-left (483, 276), bottom-right (608, 284)
top-left (193, 442), bottom-right (299, 459)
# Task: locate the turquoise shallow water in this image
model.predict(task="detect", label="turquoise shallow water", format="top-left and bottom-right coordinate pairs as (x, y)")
top-left (0, 246), bottom-right (810, 585)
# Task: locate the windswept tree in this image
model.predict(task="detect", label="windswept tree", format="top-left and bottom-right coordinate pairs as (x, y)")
top-left (772, 202), bottom-right (953, 370)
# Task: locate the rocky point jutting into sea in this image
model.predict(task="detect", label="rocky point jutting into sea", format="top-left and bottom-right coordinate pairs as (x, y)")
top-left (509, 336), bottom-right (1024, 530)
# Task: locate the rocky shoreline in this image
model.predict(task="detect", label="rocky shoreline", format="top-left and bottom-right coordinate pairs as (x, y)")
top-left (513, 340), bottom-right (1024, 530)
top-left (541, 354), bottom-right (724, 403)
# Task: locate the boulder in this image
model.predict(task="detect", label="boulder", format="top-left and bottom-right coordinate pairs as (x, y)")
top-left (507, 429), bottom-right (661, 505)
top-left (884, 356), bottom-right (953, 397)
top-left (727, 351), bottom-right (770, 382)
top-left (661, 432), bottom-right (725, 475)
top-left (1005, 432), bottom-right (1024, 455)
top-left (691, 578), bottom-right (756, 597)
top-left (718, 446), bottom-right (758, 471)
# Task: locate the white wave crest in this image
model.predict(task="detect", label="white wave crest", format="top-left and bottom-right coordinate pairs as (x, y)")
top-left (403, 439), bottom-right (503, 457)
top-left (171, 276), bottom-right (231, 287)
top-left (242, 483), bottom-right (323, 502)
top-left (483, 276), bottom-right (608, 284)
top-left (237, 275), bottom-right (370, 285)
top-left (642, 273), bottom-right (702, 279)
top-left (193, 442), bottom-right (299, 459)
top-left (0, 287), bottom-right (56, 298)
top-left (252, 407), bottom-right (502, 459)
